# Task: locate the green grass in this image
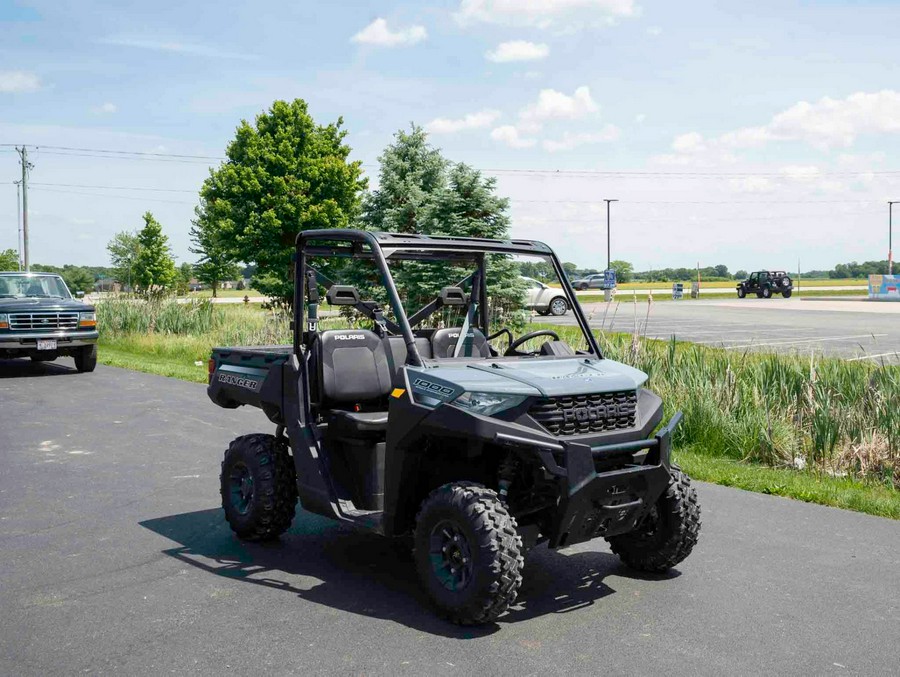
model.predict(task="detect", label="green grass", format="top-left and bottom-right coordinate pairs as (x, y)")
top-left (99, 341), bottom-right (209, 383)
top-left (676, 447), bottom-right (900, 519)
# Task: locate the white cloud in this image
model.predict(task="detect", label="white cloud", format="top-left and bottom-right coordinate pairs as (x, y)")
top-left (646, 26), bottom-right (662, 36)
top-left (93, 102), bottom-right (117, 114)
top-left (779, 165), bottom-right (820, 181)
top-left (491, 125), bottom-right (537, 148)
top-left (99, 37), bottom-right (258, 60)
top-left (721, 90), bottom-right (900, 151)
top-left (519, 85), bottom-right (598, 132)
top-left (0, 71), bottom-right (41, 93)
top-left (671, 131), bottom-right (707, 153)
top-left (728, 177), bottom-right (774, 193)
top-left (351, 18), bottom-right (427, 47)
top-left (634, 113), bottom-right (646, 124)
top-left (456, 0), bottom-right (637, 28)
top-left (486, 40), bottom-right (549, 62)
top-left (426, 109), bottom-right (501, 134)
top-left (542, 125), bottom-right (620, 151)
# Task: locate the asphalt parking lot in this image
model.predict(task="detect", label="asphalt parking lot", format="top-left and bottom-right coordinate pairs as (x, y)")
top-left (2, 362), bottom-right (899, 675)
top-left (552, 297), bottom-right (900, 364)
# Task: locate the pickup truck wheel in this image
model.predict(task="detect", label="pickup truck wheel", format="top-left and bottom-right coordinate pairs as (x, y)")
top-left (549, 297), bottom-right (568, 316)
top-left (74, 345), bottom-right (97, 372)
top-left (737, 287), bottom-right (746, 298)
top-left (607, 466), bottom-right (701, 573)
top-left (221, 433), bottom-right (297, 541)
top-left (414, 482), bottom-right (523, 625)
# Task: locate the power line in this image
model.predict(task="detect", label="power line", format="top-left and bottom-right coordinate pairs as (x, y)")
top-left (5, 143), bottom-right (900, 178)
top-left (28, 186), bottom-right (196, 205)
top-left (19, 181), bottom-right (886, 206)
top-left (30, 181), bottom-right (197, 194)
top-left (1, 143), bottom-right (224, 161)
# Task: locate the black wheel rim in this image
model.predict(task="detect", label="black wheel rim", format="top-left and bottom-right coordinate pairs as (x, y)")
top-left (228, 462), bottom-right (254, 515)
top-left (429, 520), bottom-right (474, 592)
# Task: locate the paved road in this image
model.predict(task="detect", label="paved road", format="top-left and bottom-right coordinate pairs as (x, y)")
top-left (572, 285), bottom-right (866, 297)
top-left (1, 362), bottom-right (898, 676)
top-left (547, 297), bottom-right (900, 364)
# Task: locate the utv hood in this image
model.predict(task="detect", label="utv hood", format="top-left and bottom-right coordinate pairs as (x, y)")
top-left (411, 357), bottom-right (647, 398)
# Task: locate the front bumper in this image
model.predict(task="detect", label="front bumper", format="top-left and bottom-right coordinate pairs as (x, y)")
top-left (0, 329), bottom-right (99, 350)
top-left (495, 412), bottom-right (683, 549)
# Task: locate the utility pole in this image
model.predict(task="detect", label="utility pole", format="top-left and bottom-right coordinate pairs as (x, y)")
top-left (16, 146), bottom-right (33, 272)
top-left (14, 180), bottom-right (22, 270)
top-left (889, 201), bottom-right (897, 276)
top-left (603, 198), bottom-right (618, 270)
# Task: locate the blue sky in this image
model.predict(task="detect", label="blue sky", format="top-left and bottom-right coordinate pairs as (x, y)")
top-left (2, 0), bottom-right (900, 272)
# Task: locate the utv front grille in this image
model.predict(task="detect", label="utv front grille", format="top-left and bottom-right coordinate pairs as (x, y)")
top-left (529, 391), bottom-right (638, 436)
top-left (8, 312), bottom-right (79, 331)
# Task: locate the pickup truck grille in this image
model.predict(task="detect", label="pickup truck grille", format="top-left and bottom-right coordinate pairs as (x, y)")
top-left (8, 312), bottom-right (80, 331)
top-left (529, 391), bottom-right (638, 436)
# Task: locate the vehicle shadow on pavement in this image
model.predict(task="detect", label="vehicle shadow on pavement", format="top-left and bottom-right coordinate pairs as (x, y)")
top-left (0, 358), bottom-right (77, 378)
top-left (141, 507), bottom-right (679, 637)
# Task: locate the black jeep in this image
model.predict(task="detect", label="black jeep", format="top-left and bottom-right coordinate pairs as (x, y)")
top-left (0, 272), bottom-right (98, 371)
top-left (207, 230), bottom-right (700, 625)
top-left (736, 270), bottom-right (793, 298)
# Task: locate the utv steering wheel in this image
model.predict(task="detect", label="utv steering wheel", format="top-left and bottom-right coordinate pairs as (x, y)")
top-left (505, 329), bottom-right (560, 355)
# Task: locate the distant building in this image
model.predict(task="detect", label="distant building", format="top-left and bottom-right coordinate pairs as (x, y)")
top-left (94, 278), bottom-right (121, 293)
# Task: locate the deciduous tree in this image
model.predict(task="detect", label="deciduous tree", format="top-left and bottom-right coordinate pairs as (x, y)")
top-left (200, 99), bottom-right (366, 302)
top-left (107, 231), bottom-right (140, 290)
top-left (0, 249), bottom-right (18, 271)
top-left (190, 200), bottom-right (241, 298)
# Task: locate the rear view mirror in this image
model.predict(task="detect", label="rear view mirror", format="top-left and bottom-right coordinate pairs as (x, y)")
top-left (325, 285), bottom-right (361, 306)
top-left (76, 291), bottom-right (85, 299)
top-left (439, 287), bottom-right (468, 306)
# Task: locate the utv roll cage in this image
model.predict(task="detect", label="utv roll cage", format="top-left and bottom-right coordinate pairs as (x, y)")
top-left (292, 230), bottom-right (603, 362)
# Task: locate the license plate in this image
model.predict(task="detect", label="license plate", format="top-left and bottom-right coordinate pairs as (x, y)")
top-left (37, 339), bottom-right (57, 351)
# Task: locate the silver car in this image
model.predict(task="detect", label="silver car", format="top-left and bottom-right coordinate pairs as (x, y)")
top-left (521, 276), bottom-right (569, 316)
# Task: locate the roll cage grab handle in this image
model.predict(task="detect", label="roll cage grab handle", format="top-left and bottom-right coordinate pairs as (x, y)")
top-left (292, 229), bottom-right (603, 365)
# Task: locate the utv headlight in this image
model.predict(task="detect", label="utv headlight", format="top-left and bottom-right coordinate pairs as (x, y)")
top-left (452, 391), bottom-right (527, 417)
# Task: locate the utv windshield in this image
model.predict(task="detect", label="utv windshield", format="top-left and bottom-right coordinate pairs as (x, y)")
top-left (0, 274), bottom-right (71, 299)
top-left (301, 235), bottom-right (596, 361)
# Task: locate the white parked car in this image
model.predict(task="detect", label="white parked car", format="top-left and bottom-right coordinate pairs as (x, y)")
top-left (521, 276), bottom-right (569, 316)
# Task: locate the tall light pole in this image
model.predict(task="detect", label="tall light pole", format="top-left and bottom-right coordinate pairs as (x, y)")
top-left (16, 146), bottom-right (33, 272)
top-left (890, 201), bottom-right (897, 275)
top-left (604, 198), bottom-right (618, 270)
top-left (14, 180), bottom-right (22, 270)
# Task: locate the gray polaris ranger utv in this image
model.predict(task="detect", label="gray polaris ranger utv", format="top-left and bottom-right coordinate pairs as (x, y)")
top-left (207, 230), bottom-right (700, 625)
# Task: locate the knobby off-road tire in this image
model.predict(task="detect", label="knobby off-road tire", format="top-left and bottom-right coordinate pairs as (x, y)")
top-left (737, 287), bottom-right (746, 298)
top-left (762, 286), bottom-right (773, 299)
top-left (783, 290), bottom-right (792, 298)
top-left (220, 433), bottom-right (297, 541)
top-left (74, 345), bottom-right (97, 372)
top-left (414, 482), bottom-right (524, 625)
top-left (607, 466), bottom-right (701, 573)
